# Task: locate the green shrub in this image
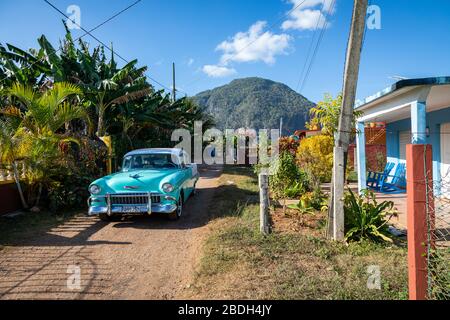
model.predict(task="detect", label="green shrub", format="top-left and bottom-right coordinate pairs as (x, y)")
top-left (269, 152), bottom-right (309, 200)
top-left (284, 179), bottom-right (308, 199)
top-left (288, 188), bottom-right (328, 214)
top-left (344, 189), bottom-right (398, 243)
top-left (47, 137), bottom-right (107, 212)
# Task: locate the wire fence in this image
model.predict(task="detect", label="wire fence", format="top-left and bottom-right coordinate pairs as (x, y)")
top-left (426, 168), bottom-right (450, 300)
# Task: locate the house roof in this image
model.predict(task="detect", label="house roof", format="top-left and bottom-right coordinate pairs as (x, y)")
top-left (356, 76), bottom-right (450, 110)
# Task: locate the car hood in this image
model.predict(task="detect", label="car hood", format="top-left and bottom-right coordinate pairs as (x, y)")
top-left (93, 169), bottom-right (181, 193)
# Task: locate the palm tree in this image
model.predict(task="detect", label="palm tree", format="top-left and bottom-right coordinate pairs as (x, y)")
top-left (2, 82), bottom-right (86, 207)
top-left (1, 26), bottom-right (212, 151)
top-left (0, 117), bottom-right (28, 209)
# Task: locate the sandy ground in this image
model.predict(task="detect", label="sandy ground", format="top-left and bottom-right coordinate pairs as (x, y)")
top-left (0, 165), bottom-right (222, 300)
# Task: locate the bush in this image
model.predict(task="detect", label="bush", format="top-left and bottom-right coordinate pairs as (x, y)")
top-left (344, 189), bottom-right (398, 243)
top-left (47, 136), bottom-right (107, 212)
top-left (296, 135), bottom-right (334, 188)
top-left (279, 137), bottom-right (300, 156)
top-left (270, 152), bottom-right (309, 200)
top-left (288, 188), bottom-right (328, 214)
top-left (284, 181), bottom-right (307, 199)
top-left (48, 172), bottom-right (92, 212)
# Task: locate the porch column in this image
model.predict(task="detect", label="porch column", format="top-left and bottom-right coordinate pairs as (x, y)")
top-left (411, 101), bottom-right (427, 144)
top-left (356, 122), bottom-right (367, 192)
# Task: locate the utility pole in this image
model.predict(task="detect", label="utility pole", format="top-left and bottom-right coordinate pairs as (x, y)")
top-left (172, 62), bottom-right (176, 102)
top-left (330, 0), bottom-right (368, 241)
top-left (280, 117), bottom-right (283, 137)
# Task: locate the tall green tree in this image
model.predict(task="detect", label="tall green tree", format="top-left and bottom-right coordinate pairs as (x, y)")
top-left (2, 82), bottom-right (86, 207)
top-left (0, 117), bottom-right (28, 209)
top-left (306, 93), bottom-right (363, 137)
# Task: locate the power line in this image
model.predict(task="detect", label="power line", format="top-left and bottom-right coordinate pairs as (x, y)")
top-left (294, 1), bottom-right (327, 92)
top-left (45, 0), bottom-right (128, 61)
top-left (221, 0), bottom-right (309, 67)
top-left (298, 0), bottom-right (336, 93)
top-left (5, 0), bottom-right (181, 95)
top-left (298, 0), bottom-right (336, 94)
top-left (0, 0), bottom-right (142, 84)
top-left (85, 0), bottom-right (143, 35)
top-left (44, 0), bottom-right (185, 94)
top-left (182, 0), bottom-right (310, 90)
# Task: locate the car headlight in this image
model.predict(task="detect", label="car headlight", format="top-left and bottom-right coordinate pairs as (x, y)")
top-left (162, 183), bottom-right (174, 193)
top-left (89, 185), bottom-right (101, 195)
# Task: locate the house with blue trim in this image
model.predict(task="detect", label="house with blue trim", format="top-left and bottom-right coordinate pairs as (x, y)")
top-left (354, 77), bottom-right (450, 196)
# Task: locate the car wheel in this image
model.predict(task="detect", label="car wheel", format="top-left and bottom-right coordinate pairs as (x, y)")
top-left (168, 196), bottom-right (183, 221)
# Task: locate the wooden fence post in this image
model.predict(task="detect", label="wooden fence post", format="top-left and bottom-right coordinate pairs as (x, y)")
top-left (407, 144), bottom-right (434, 300)
top-left (259, 173), bottom-right (270, 235)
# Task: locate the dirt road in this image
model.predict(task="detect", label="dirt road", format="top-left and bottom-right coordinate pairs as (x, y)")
top-left (0, 166), bottom-right (222, 300)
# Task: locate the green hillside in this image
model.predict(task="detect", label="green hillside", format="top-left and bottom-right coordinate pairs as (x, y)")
top-left (193, 77), bottom-right (315, 135)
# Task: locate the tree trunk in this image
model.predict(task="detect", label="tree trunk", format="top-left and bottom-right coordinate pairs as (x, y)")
top-left (12, 161), bottom-right (28, 210)
top-left (97, 102), bottom-right (106, 137)
top-left (97, 108), bottom-right (105, 137)
top-left (34, 183), bottom-right (43, 208)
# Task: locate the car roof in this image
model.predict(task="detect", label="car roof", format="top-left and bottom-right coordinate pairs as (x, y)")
top-left (124, 148), bottom-right (184, 157)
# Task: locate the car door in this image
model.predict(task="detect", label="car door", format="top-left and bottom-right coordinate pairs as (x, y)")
top-left (182, 152), bottom-right (196, 191)
top-left (178, 153), bottom-right (192, 195)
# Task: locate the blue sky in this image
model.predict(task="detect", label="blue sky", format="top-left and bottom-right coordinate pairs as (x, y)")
top-left (1, 0), bottom-right (450, 103)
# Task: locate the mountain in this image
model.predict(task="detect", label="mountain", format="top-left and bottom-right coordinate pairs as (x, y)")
top-left (193, 77), bottom-right (315, 135)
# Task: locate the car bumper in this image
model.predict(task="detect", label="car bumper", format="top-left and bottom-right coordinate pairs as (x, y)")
top-left (88, 203), bottom-right (178, 215)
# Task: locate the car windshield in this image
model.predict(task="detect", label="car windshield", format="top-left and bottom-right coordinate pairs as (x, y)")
top-left (122, 154), bottom-right (179, 171)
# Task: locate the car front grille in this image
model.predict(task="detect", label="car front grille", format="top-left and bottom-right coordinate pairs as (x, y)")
top-left (110, 193), bottom-right (161, 205)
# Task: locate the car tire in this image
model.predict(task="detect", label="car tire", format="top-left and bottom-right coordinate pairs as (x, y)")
top-left (168, 196), bottom-right (183, 221)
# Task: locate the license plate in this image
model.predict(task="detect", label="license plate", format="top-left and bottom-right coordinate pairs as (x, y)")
top-left (121, 206), bottom-right (145, 213)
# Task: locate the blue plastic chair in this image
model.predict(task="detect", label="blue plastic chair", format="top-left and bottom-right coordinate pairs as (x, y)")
top-left (379, 163), bottom-right (407, 194)
top-left (367, 162), bottom-right (395, 191)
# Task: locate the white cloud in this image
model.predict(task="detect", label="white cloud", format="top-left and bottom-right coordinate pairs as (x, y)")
top-left (187, 58), bottom-right (194, 66)
top-left (202, 65), bottom-right (237, 78)
top-left (282, 0), bottom-right (335, 31)
top-left (282, 9), bottom-right (326, 30)
top-left (216, 21), bottom-right (292, 65)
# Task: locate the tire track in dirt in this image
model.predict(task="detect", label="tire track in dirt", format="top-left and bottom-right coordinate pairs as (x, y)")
top-left (0, 165), bottom-right (222, 300)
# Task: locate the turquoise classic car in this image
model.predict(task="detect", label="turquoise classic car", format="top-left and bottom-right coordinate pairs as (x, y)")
top-left (88, 148), bottom-right (199, 221)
